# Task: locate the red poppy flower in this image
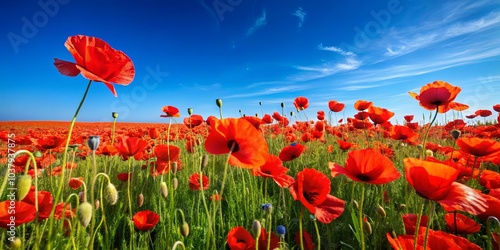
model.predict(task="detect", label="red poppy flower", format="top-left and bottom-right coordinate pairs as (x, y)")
top-left (153, 144), bottom-right (181, 175)
top-left (387, 228), bottom-right (482, 250)
top-left (54, 202), bottom-right (76, 220)
top-left (132, 210), bottom-right (160, 231)
top-left (241, 116), bottom-right (262, 130)
top-left (336, 139), bottom-right (356, 151)
top-left (261, 114), bottom-right (273, 124)
top-left (204, 118), bottom-right (268, 169)
top-left (148, 127), bottom-right (159, 139)
top-left (402, 214), bottom-right (428, 235)
top-left (328, 100), bottom-right (345, 112)
top-left (54, 35), bottom-right (135, 97)
top-left (456, 137), bottom-right (500, 158)
top-left (0, 201), bottom-right (36, 228)
top-left (22, 190), bottom-right (54, 220)
top-left (351, 118), bottom-right (373, 129)
top-left (289, 168), bottom-right (345, 224)
top-left (209, 194), bottom-right (223, 201)
top-left (226, 226), bottom-right (255, 250)
top-left (252, 154), bottom-right (294, 188)
top-left (390, 125), bottom-right (419, 145)
top-left (294, 230), bottom-right (315, 250)
top-left (409, 80), bottom-right (467, 113)
top-left (404, 158), bottom-right (487, 215)
top-left (367, 106), bottom-right (394, 125)
top-left (466, 114), bottom-right (477, 119)
top-left (404, 115), bottom-right (414, 122)
top-left (184, 114), bottom-right (204, 128)
top-left (317, 110), bottom-right (325, 120)
top-left (354, 100), bottom-right (373, 111)
top-left (493, 104), bottom-right (500, 112)
top-left (188, 173), bottom-right (210, 191)
top-left (444, 213), bottom-right (481, 234)
top-left (478, 193), bottom-right (500, 222)
top-left (115, 136), bottom-right (149, 160)
top-left (31, 135), bottom-right (65, 151)
top-left (474, 109), bottom-right (492, 117)
top-left (329, 148), bottom-right (401, 184)
top-left (278, 142), bottom-right (306, 162)
top-left (160, 105), bottom-right (181, 118)
top-left (117, 172), bottom-right (132, 182)
top-left (479, 170), bottom-right (500, 189)
top-left (293, 96), bottom-right (309, 110)
top-left (68, 177), bottom-right (84, 189)
top-left (257, 228), bottom-right (280, 250)
top-left (354, 111), bottom-right (369, 120)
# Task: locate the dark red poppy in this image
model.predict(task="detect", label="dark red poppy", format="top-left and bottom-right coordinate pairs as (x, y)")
top-left (0, 201), bottom-right (36, 228)
top-left (68, 177), bottom-right (84, 189)
top-left (294, 230), bottom-right (315, 250)
top-left (132, 210), bottom-right (160, 231)
top-left (336, 139), bottom-right (356, 151)
top-left (117, 172), bottom-right (132, 182)
top-left (328, 100), bottom-right (345, 112)
top-left (188, 173), bottom-right (210, 191)
top-left (261, 114), bottom-right (273, 124)
top-left (317, 111), bottom-right (325, 121)
top-left (54, 35), bottom-right (135, 97)
top-left (252, 154), bottom-right (294, 188)
top-left (22, 190), bottom-right (54, 220)
top-left (289, 168), bottom-right (345, 223)
top-left (257, 228), bottom-right (280, 250)
top-left (115, 136), bottom-right (149, 160)
top-left (278, 142), bottom-right (306, 162)
top-left (153, 144), bottom-right (181, 175)
top-left (402, 214), bottom-right (428, 235)
top-left (409, 80), bottom-right (467, 113)
top-left (493, 104), bottom-right (500, 112)
top-left (354, 100), bottom-right (373, 111)
top-left (31, 135), bottom-right (65, 151)
top-left (404, 158), bottom-right (487, 215)
top-left (474, 109), bottom-right (492, 117)
top-left (444, 213), bottom-right (481, 234)
top-left (226, 226), bottom-right (255, 250)
top-left (204, 118), bottom-right (268, 169)
top-left (293, 96), bottom-right (309, 110)
top-left (368, 106), bottom-right (394, 125)
top-left (404, 115), bottom-right (414, 122)
top-left (354, 111), bottom-right (370, 120)
top-left (160, 105), bottom-right (180, 118)
top-left (456, 137), bottom-right (500, 158)
top-left (184, 114), bottom-right (204, 128)
top-left (466, 114), bottom-right (477, 119)
top-left (330, 148), bottom-right (400, 184)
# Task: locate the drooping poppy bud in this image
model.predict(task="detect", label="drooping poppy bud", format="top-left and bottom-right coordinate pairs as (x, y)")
top-left (9, 237), bottom-right (22, 249)
top-left (105, 183), bottom-right (118, 205)
top-left (172, 177), bottom-right (179, 190)
top-left (88, 136), bottom-right (100, 151)
top-left (16, 175), bottom-right (32, 201)
top-left (160, 181), bottom-right (168, 198)
top-left (77, 202), bottom-right (93, 227)
top-left (376, 204), bottom-right (387, 218)
top-left (94, 199), bottom-right (100, 210)
top-left (363, 219), bottom-right (372, 235)
top-left (201, 155), bottom-right (209, 169)
top-left (251, 220), bottom-right (262, 238)
top-left (137, 193), bottom-right (144, 207)
top-left (180, 221), bottom-right (190, 237)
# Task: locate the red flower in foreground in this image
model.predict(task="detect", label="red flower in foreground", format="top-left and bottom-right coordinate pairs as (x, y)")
top-left (54, 35), bottom-right (135, 97)
top-left (0, 201), bottom-right (36, 228)
top-left (444, 213), bottom-right (481, 234)
top-left (115, 136), bottom-right (149, 160)
top-left (278, 142), bottom-right (306, 162)
top-left (402, 214), bottom-right (428, 235)
top-left (456, 137), bottom-right (500, 158)
top-left (404, 158), bottom-right (487, 215)
top-left (295, 230), bottom-right (315, 250)
top-left (160, 105), bottom-right (180, 118)
top-left (387, 228), bottom-right (481, 250)
top-left (132, 210), bottom-right (160, 231)
top-left (188, 173), bottom-right (210, 191)
top-left (329, 148), bottom-right (401, 185)
top-left (184, 114), bottom-right (204, 128)
top-left (408, 80), bottom-right (468, 113)
top-left (153, 144), bottom-right (181, 175)
top-left (22, 190), bottom-right (54, 221)
top-left (252, 154), bottom-right (294, 188)
top-left (289, 168), bottom-right (345, 223)
top-left (204, 118), bottom-right (268, 169)
top-left (226, 226), bottom-right (255, 250)
top-left (293, 96), bottom-right (309, 110)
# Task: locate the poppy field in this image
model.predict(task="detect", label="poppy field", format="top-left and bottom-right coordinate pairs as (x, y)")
top-left (2, 35), bottom-right (500, 250)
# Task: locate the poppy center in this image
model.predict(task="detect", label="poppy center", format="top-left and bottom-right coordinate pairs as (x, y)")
top-left (303, 191), bottom-right (319, 204)
top-left (356, 174), bottom-right (371, 182)
top-left (431, 101), bottom-right (442, 106)
top-left (227, 140), bottom-right (240, 153)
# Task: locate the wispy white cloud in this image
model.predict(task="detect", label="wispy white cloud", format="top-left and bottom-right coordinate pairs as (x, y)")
top-left (246, 10), bottom-right (267, 36)
top-left (224, 85), bottom-right (308, 99)
top-left (292, 7), bottom-right (306, 28)
top-left (318, 44), bottom-right (356, 57)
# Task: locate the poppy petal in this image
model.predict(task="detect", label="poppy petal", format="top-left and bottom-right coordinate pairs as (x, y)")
top-left (53, 59), bottom-right (80, 76)
top-left (438, 182), bottom-right (487, 215)
top-left (314, 194), bottom-right (345, 224)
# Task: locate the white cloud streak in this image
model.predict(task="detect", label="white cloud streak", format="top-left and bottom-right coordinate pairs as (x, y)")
top-left (292, 7), bottom-right (306, 28)
top-left (246, 10), bottom-right (267, 36)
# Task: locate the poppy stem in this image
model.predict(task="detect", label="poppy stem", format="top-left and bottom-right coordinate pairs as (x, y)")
top-left (422, 202), bottom-right (435, 250)
top-left (299, 207), bottom-right (305, 250)
top-left (413, 200), bottom-right (426, 250)
top-left (421, 108), bottom-right (439, 158)
top-left (48, 79), bottom-right (92, 247)
top-left (111, 116), bottom-right (117, 144)
top-left (314, 220), bottom-right (321, 250)
top-left (486, 216), bottom-right (500, 250)
top-left (358, 183), bottom-right (365, 250)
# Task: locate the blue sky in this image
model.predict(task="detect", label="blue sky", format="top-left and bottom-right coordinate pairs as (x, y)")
top-left (1, 0), bottom-right (499, 124)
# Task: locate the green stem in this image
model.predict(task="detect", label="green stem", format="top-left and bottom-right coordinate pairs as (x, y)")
top-left (421, 108), bottom-right (439, 158)
top-left (48, 80), bottom-right (92, 247)
top-left (89, 150), bottom-right (97, 250)
top-left (413, 200), bottom-right (426, 250)
top-left (358, 184), bottom-right (365, 250)
top-left (486, 216), bottom-right (500, 250)
top-left (111, 117), bottom-right (117, 145)
top-left (314, 220), bottom-right (321, 250)
top-left (299, 207), bottom-right (305, 250)
top-left (422, 202), bottom-right (435, 250)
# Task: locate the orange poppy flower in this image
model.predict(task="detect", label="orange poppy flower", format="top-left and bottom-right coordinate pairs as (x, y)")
top-left (278, 142), bottom-right (306, 162)
top-left (226, 226), bottom-right (255, 250)
top-left (479, 170), bottom-right (500, 189)
top-left (188, 173), bottom-right (209, 191)
top-left (456, 137), bottom-right (500, 158)
top-left (404, 158), bottom-right (487, 215)
top-left (115, 136), bottom-right (149, 161)
top-left (160, 105), bottom-right (181, 117)
top-left (251, 154), bottom-right (294, 188)
top-left (132, 210), bottom-right (160, 231)
top-left (204, 118), bottom-right (268, 169)
top-left (0, 201), bottom-right (36, 228)
top-left (408, 80), bottom-right (467, 113)
top-left (293, 96), bottom-right (309, 110)
top-left (444, 213), bottom-right (481, 234)
top-left (328, 100), bottom-right (345, 112)
top-left (329, 148), bottom-right (401, 184)
top-left (184, 114), bottom-right (204, 128)
top-left (367, 106), bottom-right (394, 125)
top-left (289, 168), bottom-right (345, 223)
top-left (54, 35), bottom-right (135, 97)
top-left (241, 116), bottom-right (262, 130)
top-left (354, 100), bottom-right (373, 111)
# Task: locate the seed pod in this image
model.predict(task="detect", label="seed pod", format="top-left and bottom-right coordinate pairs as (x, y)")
top-left (78, 191), bottom-right (86, 203)
top-left (281, 102), bottom-right (285, 108)
top-left (363, 220), bottom-right (372, 235)
top-left (77, 202), bottom-right (93, 228)
top-left (160, 181), bottom-right (168, 198)
top-left (87, 136), bottom-right (100, 151)
top-left (137, 193), bottom-right (144, 207)
top-left (9, 237), bottom-right (22, 249)
top-left (16, 175), bottom-right (32, 201)
top-left (376, 204), bottom-right (387, 218)
top-left (172, 177), bottom-right (179, 190)
top-left (112, 112), bottom-right (118, 119)
top-left (352, 200), bottom-right (359, 210)
top-left (105, 183), bottom-right (118, 205)
top-left (216, 99), bottom-right (222, 108)
top-left (201, 155), bottom-right (209, 169)
top-left (171, 162), bottom-right (178, 174)
top-left (450, 129), bottom-right (461, 140)
top-left (425, 149), bottom-right (434, 157)
top-left (251, 220), bottom-right (262, 238)
top-left (180, 221), bottom-right (190, 237)
top-left (94, 199), bottom-right (100, 210)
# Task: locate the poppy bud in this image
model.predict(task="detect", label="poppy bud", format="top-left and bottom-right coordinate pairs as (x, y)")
top-left (16, 175), bottom-right (32, 201)
top-left (276, 225), bottom-right (286, 237)
top-left (68, 144), bottom-right (81, 151)
top-left (216, 99), bottom-right (222, 108)
top-left (180, 221), bottom-right (190, 237)
top-left (290, 111), bottom-right (294, 117)
top-left (363, 219), bottom-right (372, 235)
top-left (112, 112), bottom-right (118, 119)
top-left (425, 149), bottom-right (434, 157)
top-left (201, 155), bottom-right (209, 169)
top-left (251, 220), bottom-right (262, 238)
top-left (255, 113), bottom-right (258, 117)
top-left (281, 102), bottom-right (285, 108)
top-left (416, 144), bottom-right (423, 150)
top-left (172, 177), bottom-right (179, 190)
top-left (9, 237), bottom-right (22, 249)
top-left (137, 193), bottom-right (144, 207)
top-left (352, 200), bottom-right (359, 210)
top-left (88, 136), bottom-right (100, 151)
top-left (105, 183), bottom-right (118, 205)
top-left (261, 203), bottom-right (273, 214)
top-left (187, 108), bottom-right (193, 115)
top-left (77, 202), bottom-right (93, 228)
top-left (171, 162), bottom-right (178, 174)
top-left (95, 199), bottom-right (100, 210)
top-left (34, 151), bottom-right (43, 158)
top-left (376, 204), bottom-right (386, 218)
top-left (259, 102), bottom-right (262, 106)
top-left (160, 181), bottom-right (168, 198)
top-left (450, 129), bottom-right (461, 140)
top-left (78, 191), bottom-right (86, 203)
top-left (398, 204), bottom-right (406, 211)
